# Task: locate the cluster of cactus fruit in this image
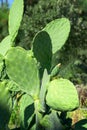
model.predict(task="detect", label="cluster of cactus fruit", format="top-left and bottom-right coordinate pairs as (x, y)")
top-left (0, 0), bottom-right (87, 130)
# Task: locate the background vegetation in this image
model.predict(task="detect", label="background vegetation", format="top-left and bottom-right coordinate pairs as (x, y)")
top-left (0, 4), bottom-right (8, 41)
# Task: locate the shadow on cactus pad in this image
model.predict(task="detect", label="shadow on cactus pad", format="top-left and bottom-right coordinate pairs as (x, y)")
top-left (33, 31), bottom-right (52, 72)
top-left (73, 119), bottom-right (87, 130)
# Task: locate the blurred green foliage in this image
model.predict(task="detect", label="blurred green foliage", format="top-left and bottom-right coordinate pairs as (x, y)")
top-left (0, 5), bottom-right (9, 41)
top-left (17, 0), bottom-right (87, 84)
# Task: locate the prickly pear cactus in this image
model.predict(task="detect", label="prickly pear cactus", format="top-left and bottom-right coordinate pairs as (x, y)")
top-left (9, 0), bottom-right (24, 41)
top-left (33, 18), bottom-right (70, 73)
top-left (46, 78), bottom-right (79, 111)
top-left (0, 80), bottom-right (12, 129)
top-left (19, 94), bottom-right (35, 130)
top-left (33, 31), bottom-right (52, 72)
top-left (0, 0), bottom-right (81, 128)
top-left (0, 0), bottom-right (24, 57)
top-left (43, 18), bottom-right (70, 54)
top-left (5, 47), bottom-right (40, 98)
top-left (0, 35), bottom-right (12, 56)
top-left (40, 110), bottom-right (63, 130)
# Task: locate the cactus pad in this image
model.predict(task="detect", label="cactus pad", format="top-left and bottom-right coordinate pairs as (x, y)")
top-left (46, 78), bottom-right (79, 111)
top-left (19, 94), bottom-right (34, 129)
top-left (0, 35), bottom-right (12, 56)
top-left (9, 0), bottom-right (24, 40)
top-left (33, 31), bottom-right (52, 72)
top-left (43, 18), bottom-right (70, 54)
top-left (0, 80), bottom-right (12, 129)
top-left (5, 47), bottom-right (40, 98)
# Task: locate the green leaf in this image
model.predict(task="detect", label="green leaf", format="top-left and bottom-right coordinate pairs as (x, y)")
top-left (9, 0), bottom-right (24, 41)
top-left (46, 78), bottom-right (79, 111)
top-left (40, 110), bottom-right (63, 130)
top-left (0, 35), bottom-right (12, 56)
top-left (33, 31), bottom-right (52, 72)
top-left (43, 18), bottom-right (70, 54)
top-left (73, 119), bottom-right (87, 130)
top-left (5, 47), bottom-right (40, 98)
top-left (0, 80), bottom-right (12, 129)
top-left (19, 94), bottom-right (35, 130)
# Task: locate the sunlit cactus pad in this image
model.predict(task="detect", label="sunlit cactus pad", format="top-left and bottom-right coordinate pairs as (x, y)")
top-left (46, 78), bottom-right (79, 111)
top-left (5, 47), bottom-right (40, 97)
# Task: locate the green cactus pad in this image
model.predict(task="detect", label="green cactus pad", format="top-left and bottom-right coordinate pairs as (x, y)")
top-left (9, 0), bottom-right (24, 41)
top-left (43, 18), bottom-right (70, 54)
top-left (0, 35), bottom-right (12, 56)
top-left (19, 94), bottom-right (34, 130)
top-left (46, 78), bottom-right (79, 111)
top-left (0, 80), bottom-right (12, 129)
top-left (33, 31), bottom-right (52, 72)
top-left (40, 110), bottom-right (63, 130)
top-left (5, 47), bottom-right (40, 98)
